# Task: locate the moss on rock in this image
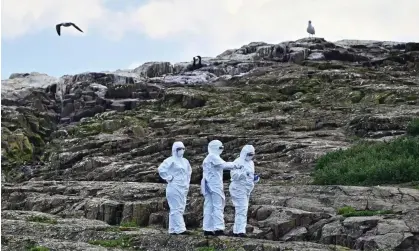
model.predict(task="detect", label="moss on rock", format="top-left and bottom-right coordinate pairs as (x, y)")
top-left (1, 128), bottom-right (34, 166)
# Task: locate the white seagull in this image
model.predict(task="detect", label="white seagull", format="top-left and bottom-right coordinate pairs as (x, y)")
top-left (307, 20), bottom-right (315, 38)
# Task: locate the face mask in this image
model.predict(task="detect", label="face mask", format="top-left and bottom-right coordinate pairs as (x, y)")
top-left (176, 149), bottom-right (185, 157)
top-left (216, 145), bottom-right (224, 155)
top-left (245, 153), bottom-right (254, 161)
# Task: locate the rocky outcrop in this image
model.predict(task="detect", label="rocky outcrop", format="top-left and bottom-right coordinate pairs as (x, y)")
top-left (1, 73), bottom-right (60, 181)
top-left (2, 181), bottom-right (418, 250)
top-left (133, 62), bottom-right (173, 78)
top-left (2, 210), bottom-right (354, 251)
top-left (2, 37), bottom-right (419, 250)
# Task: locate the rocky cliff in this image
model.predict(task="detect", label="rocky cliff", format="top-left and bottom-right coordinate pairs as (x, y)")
top-left (1, 37), bottom-right (419, 251)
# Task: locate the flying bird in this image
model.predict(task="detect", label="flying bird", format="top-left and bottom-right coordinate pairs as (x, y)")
top-left (56, 22), bottom-right (84, 36)
top-left (307, 20), bottom-right (315, 38)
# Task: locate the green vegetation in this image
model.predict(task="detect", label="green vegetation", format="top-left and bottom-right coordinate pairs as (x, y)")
top-left (24, 241), bottom-right (50, 251)
top-left (313, 135), bottom-right (419, 185)
top-left (120, 221), bottom-right (138, 228)
top-left (27, 215), bottom-right (57, 224)
top-left (196, 247), bottom-right (216, 251)
top-left (407, 118), bottom-right (419, 136)
top-left (88, 236), bottom-right (132, 248)
top-left (68, 115), bottom-right (148, 137)
top-left (29, 246), bottom-right (50, 251)
top-left (105, 220), bottom-right (140, 232)
top-left (1, 128), bottom-right (34, 166)
top-left (1, 107), bottom-right (56, 174)
top-left (337, 206), bottom-right (394, 217)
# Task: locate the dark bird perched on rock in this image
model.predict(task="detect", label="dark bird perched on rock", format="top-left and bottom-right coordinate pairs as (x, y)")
top-left (184, 55), bottom-right (208, 73)
top-left (186, 57), bottom-right (198, 71)
top-left (195, 55), bottom-right (207, 68)
top-left (56, 22), bottom-right (84, 36)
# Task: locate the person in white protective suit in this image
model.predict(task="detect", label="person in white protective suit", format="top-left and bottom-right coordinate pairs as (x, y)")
top-left (229, 145), bottom-right (260, 237)
top-left (201, 140), bottom-right (243, 236)
top-left (158, 141), bottom-right (192, 235)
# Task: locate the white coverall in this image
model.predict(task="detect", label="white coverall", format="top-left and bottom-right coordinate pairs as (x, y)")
top-left (201, 140), bottom-right (241, 232)
top-left (229, 145), bottom-right (259, 234)
top-left (158, 141), bottom-right (192, 234)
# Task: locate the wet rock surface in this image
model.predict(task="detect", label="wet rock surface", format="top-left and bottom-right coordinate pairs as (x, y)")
top-left (2, 37), bottom-right (419, 250)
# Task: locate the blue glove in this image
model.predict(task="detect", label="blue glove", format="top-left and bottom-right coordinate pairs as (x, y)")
top-left (254, 174), bottom-right (260, 182)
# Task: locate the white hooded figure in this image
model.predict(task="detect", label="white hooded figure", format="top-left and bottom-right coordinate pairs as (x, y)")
top-left (229, 145), bottom-right (260, 237)
top-left (201, 140), bottom-right (242, 236)
top-left (158, 141), bottom-right (192, 235)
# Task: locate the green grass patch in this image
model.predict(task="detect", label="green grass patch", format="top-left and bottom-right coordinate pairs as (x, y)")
top-left (120, 221), bottom-right (137, 228)
top-left (313, 136), bottom-right (419, 185)
top-left (27, 215), bottom-right (57, 224)
top-left (105, 221), bottom-right (139, 232)
top-left (88, 236), bottom-right (132, 248)
top-left (115, 220), bottom-right (140, 231)
top-left (29, 246), bottom-right (49, 251)
top-left (337, 206), bottom-right (394, 217)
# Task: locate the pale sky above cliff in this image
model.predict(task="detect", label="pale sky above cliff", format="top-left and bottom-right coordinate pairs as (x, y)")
top-left (1, 0), bottom-right (419, 79)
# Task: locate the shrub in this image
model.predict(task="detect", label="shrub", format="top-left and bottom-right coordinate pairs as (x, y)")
top-left (313, 136), bottom-right (419, 185)
top-left (407, 118), bottom-right (419, 136)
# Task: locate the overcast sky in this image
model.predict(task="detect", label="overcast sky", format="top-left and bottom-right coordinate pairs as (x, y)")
top-left (2, 0), bottom-right (419, 79)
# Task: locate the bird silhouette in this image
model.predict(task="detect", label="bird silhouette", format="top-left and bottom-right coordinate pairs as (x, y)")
top-left (56, 22), bottom-right (84, 36)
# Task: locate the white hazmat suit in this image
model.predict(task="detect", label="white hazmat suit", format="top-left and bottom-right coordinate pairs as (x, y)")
top-left (201, 140), bottom-right (242, 236)
top-left (158, 141), bottom-right (192, 234)
top-left (229, 145), bottom-right (260, 236)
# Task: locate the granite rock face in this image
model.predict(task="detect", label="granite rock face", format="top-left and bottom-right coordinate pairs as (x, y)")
top-left (2, 37), bottom-right (419, 250)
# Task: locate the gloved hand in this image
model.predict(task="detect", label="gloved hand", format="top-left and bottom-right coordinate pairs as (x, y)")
top-left (253, 174), bottom-right (260, 182)
top-left (167, 175), bottom-right (174, 183)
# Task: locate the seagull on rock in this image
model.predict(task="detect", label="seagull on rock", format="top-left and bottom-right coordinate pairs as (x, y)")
top-left (56, 22), bottom-right (84, 36)
top-left (307, 20), bottom-right (315, 38)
